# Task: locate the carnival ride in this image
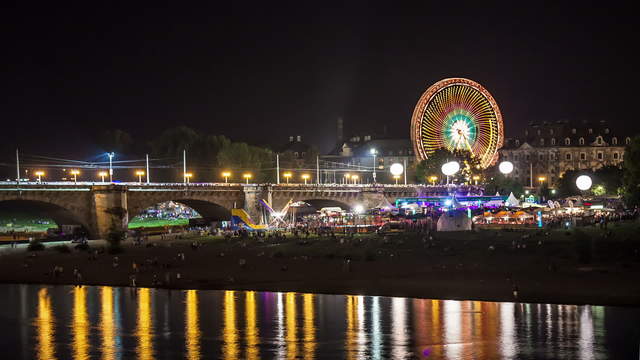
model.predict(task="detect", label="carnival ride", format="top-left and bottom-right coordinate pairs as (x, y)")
top-left (410, 78), bottom-right (504, 168)
top-left (230, 209), bottom-right (267, 231)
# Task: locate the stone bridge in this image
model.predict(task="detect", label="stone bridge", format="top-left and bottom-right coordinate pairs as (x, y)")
top-left (0, 183), bottom-right (420, 239)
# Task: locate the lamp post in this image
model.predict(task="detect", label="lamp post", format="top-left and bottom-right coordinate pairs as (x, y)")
top-left (136, 170), bottom-right (145, 183)
top-left (184, 172), bottom-right (193, 184)
top-left (107, 152), bottom-right (115, 182)
top-left (98, 171), bottom-right (108, 183)
top-left (222, 171), bottom-right (231, 183)
top-left (283, 172), bottom-right (292, 184)
top-left (499, 161), bottom-right (514, 175)
top-left (243, 173), bottom-right (252, 184)
top-left (441, 161), bottom-right (460, 185)
top-left (389, 163), bottom-right (404, 185)
top-left (302, 174), bottom-right (310, 185)
top-left (472, 175), bottom-right (480, 185)
top-left (70, 169), bottom-right (80, 183)
top-left (429, 176), bottom-right (438, 185)
top-left (344, 173), bottom-right (351, 184)
top-left (370, 148), bottom-right (377, 183)
top-left (35, 171), bottom-right (44, 183)
top-left (351, 174), bottom-right (359, 184)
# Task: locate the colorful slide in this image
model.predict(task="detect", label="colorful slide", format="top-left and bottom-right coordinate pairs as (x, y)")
top-left (231, 209), bottom-right (268, 231)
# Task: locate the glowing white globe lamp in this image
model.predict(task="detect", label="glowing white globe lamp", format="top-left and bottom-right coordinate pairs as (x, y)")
top-left (441, 161), bottom-right (460, 176)
top-left (499, 161), bottom-right (514, 175)
top-left (353, 204), bottom-right (364, 214)
top-left (390, 163), bottom-right (404, 176)
top-left (576, 175), bottom-right (592, 191)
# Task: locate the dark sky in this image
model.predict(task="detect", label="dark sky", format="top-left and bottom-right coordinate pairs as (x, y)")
top-left (2, 2), bottom-right (638, 162)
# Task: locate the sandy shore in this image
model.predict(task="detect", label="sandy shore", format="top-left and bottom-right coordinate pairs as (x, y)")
top-left (1, 223), bottom-right (639, 306)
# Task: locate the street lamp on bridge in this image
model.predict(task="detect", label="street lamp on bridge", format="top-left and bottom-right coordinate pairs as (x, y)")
top-left (70, 169), bottom-right (80, 183)
top-left (222, 171), bottom-right (231, 183)
top-left (351, 174), bottom-right (359, 184)
top-left (301, 174), bottom-right (310, 185)
top-left (429, 176), bottom-right (438, 185)
top-left (370, 148), bottom-right (377, 183)
top-left (283, 172), bottom-right (292, 184)
top-left (184, 172), bottom-right (193, 184)
top-left (243, 173), bottom-right (252, 184)
top-left (136, 170), bottom-right (145, 183)
top-left (98, 171), bottom-right (108, 183)
top-left (107, 152), bottom-right (115, 182)
top-left (35, 170), bottom-right (45, 183)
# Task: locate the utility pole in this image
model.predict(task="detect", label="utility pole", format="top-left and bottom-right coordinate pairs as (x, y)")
top-left (16, 148), bottom-right (20, 184)
top-left (316, 156), bottom-right (320, 185)
top-left (529, 162), bottom-right (533, 188)
top-left (403, 158), bottom-right (407, 185)
top-left (183, 149), bottom-right (187, 184)
top-left (276, 154), bottom-right (280, 184)
top-left (146, 154), bottom-right (150, 184)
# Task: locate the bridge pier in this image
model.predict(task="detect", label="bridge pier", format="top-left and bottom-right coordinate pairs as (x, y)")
top-left (90, 185), bottom-right (129, 239)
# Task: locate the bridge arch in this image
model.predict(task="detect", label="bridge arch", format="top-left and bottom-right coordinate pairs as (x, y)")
top-left (0, 199), bottom-right (91, 237)
top-left (128, 198), bottom-right (232, 223)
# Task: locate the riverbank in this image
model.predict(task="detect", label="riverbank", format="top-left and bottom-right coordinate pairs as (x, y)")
top-left (1, 222), bottom-right (639, 306)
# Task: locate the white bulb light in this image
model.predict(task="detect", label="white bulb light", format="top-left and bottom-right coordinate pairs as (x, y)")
top-left (390, 163), bottom-right (404, 176)
top-left (441, 161), bottom-right (460, 176)
top-left (576, 175), bottom-right (592, 191)
top-left (353, 205), bottom-right (364, 214)
top-left (499, 161), bottom-right (514, 174)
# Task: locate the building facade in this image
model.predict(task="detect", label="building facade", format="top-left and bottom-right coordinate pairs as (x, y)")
top-left (499, 120), bottom-right (628, 187)
top-left (321, 134), bottom-right (416, 184)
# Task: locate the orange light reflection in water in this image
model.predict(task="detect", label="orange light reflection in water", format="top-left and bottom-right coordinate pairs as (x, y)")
top-left (36, 288), bottom-right (56, 360)
top-left (185, 290), bottom-right (200, 360)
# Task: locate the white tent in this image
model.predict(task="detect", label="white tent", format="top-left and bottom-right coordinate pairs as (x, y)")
top-left (374, 197), bottom-right (395, 209)
top-left (505, 192), bottom-right (520, 207)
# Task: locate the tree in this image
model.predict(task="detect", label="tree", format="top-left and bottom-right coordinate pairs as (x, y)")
top-left (415, 148), bottom-right (481, 184)
top-left (622, 136), bottom-right (640, 207)
top-left (592, 165), bottom-right (623, 195)
top-left (484, 173), bottom-right (524, 197)
top-left (217, 142), bottom-right (275, 182)
top-left (98, 129), bottom-right (133, 154)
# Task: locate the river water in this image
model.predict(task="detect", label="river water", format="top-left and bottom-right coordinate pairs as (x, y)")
top-left (0, 284), bottom-right (638, 359)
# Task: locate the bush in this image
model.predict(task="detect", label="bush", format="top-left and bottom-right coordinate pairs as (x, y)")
top-left (75, 243), bottom-right (90, 252)
top-left (107, 245), bottom-right (124, 254)
top-left (27, 240), bottom-right (45, 251)
top-left (106, 229), bottom-right (127, 247)
top-left (53, 244), bottom-right (71, 253)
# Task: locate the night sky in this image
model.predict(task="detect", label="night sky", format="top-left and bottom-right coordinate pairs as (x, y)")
top-left (2, 2), bottom-right (638, 163)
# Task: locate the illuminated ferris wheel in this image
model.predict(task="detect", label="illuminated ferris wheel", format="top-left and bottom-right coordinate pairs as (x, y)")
top-left (410, 78), bottom-right (504, 169)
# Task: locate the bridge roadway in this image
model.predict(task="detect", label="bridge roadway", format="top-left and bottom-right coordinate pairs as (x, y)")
top-left (0, 182), bottom-right (421, 239)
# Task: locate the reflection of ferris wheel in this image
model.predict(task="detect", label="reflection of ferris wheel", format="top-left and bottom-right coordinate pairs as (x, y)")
top-left (410, 78), bottom-right (504, 168)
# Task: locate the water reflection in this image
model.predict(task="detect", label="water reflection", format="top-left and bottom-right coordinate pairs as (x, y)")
top-left (302, 294), bottom-right (316, 360)
top-left (137, 288), bottom-right (154, 360)
top-left (185, 290), bottom-right (200, 360)
top-left (20, 284), bottom-right (637, 359)
top-left (245, 291), bottom-right (259, 360)
top-left (223, 290), bottom-right (238, 359)
top-left (72, 286), bottom-right (90, 360)
top-left (100, 287), bottom-right (117, 360)
top-left (36, 288), bottom-right (56, 360)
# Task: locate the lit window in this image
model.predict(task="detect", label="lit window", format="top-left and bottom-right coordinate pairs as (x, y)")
top-left (515, 139), bottom-right (520, 146)
top-left (579, 137), bottom-right (585, 145)
top-left (626, 137), bottom-right (631, 145)
top-left (565, 138), bottom-right (570, 145)
top-left (612, 137), bottom-right (617, 145)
